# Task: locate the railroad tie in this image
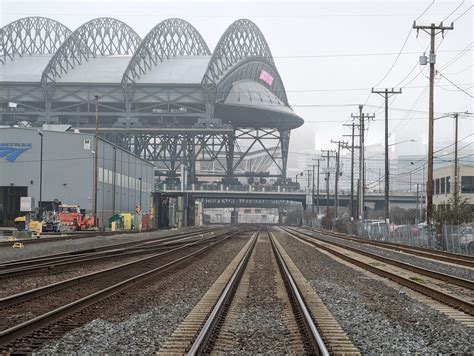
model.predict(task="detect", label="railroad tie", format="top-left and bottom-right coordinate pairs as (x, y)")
top-left (157, 235), bottom-right (256, 354)
top-left (271, 234), bottom-right (360, 355)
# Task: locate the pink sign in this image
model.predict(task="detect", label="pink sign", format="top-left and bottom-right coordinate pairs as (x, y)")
top-left (259, 70), bottom-right (274, 86)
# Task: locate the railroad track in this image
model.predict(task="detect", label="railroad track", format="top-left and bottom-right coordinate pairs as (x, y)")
top-left (280, 226), bottom-right (474, 318)
top-left (0, 225), bottom-right (216, 248)
top-left (159, 228), bottom-right (358, 355)
top-left (287, 227), bottom-right (473, 290)
top-left (0, 228), bottom-right (241, 351)
top-left (306, 227), bottom-right (474, 267)
top-left (0, 228), bottom-right (223, 278)
top-left (0, 229), bottom-right (150, 248)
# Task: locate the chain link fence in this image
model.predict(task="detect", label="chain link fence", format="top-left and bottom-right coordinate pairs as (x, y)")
top-left (332, 221), bottom-right (473, 256)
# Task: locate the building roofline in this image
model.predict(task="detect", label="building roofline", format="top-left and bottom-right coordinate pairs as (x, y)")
top-left (0, 127), bottom-right (155, 167)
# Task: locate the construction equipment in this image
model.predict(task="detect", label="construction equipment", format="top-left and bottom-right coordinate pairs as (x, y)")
top-left (14, 200), bottom-right (61, 232)
top-left (57, 205), bottom-right (94, 231)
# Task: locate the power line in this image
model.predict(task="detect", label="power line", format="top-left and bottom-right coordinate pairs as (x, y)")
top-left (442, 0), bottom-right (465, 22)
top-left (438, 72), bottom-right (474, 98)
top-left (363, 0), bottom-right (435, 106)
top-left (451, 4), bottom-right (473, 22)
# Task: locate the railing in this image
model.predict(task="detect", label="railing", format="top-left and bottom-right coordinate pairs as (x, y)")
top-left (155, 183), bottom-right (419, 197)
top-left (155, 183), bottom-right (304, 193)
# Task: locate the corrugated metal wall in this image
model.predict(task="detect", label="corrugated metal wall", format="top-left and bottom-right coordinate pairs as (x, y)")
top-left (0, 128), bottom-right (154, 225)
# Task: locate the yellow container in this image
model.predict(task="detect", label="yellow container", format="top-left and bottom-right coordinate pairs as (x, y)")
top-left (119, 213), bottom-right (133, 231)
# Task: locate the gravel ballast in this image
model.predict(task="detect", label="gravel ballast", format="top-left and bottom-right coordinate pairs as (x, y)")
top-left (37, 234), bottom-right (249, 354)
top-left (213, 233), bottom-right (297, 354)
top-left (276, 230), bottom-right (473, 354)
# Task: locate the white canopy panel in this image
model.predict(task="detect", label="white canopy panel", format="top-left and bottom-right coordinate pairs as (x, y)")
top-left (0, 55), bottom-right (53, 82)
top-left (55, 55), bottom-right (132, 83)
top-left (134, 55), bottom-right (210, 84)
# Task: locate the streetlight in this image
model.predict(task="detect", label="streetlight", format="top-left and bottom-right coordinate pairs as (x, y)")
top-left (138, 177), bottom-right (142, 212)
top-left (387, 139), bottom-right (416, 147)
top-left (93, 94), bottom-right (100, 227)
top-left (37, 130), bottom-right (44, 210)
top-left (385, 139), bottom-right (416, 221)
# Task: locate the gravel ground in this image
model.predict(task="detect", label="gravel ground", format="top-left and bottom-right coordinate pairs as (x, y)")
top-left (37, 233), bottom-right (249, 354)
top-left (276, 230), bottom-right (473, 354)
top-left (306, 229), bottom-right (474, 281)
top-left (304, 229), bottom-right (474, 281)
top-left (213, 233), bottom-right (295, 354)
top-left (0, 226), bottom-right (210, 262)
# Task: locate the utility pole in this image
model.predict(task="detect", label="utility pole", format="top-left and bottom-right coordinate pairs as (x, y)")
top-left (321, 149), bottom-right (335, 215)
top-left (343, 123), bottom-right (359, 219)
top-left (316, 159), bottom-right (321, 215)
top-left (371, 88), bottom-right (402, 222)
top-left (93, 94), bottom-right (100, 228)
top-left (311, 160), bottom-right (322, 215)
top-left (453, 112), bottom-right (459, 206)
top-left (416, 183), bottom-right (420, 224)
top-left (331, 140), bottom-right (347, 218)
top-left (413, 21), bottom-right (454, 223)
top-left (351, 105), bottom-right (374, 221)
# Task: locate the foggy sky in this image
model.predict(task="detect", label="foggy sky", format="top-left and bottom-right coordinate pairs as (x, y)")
top-left (1, 0), bottom-right (472, 156)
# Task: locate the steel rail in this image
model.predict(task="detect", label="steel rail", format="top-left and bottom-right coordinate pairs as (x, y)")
top-left (188, 229), bottom-right (259, 355)
top-left (0, 230), bottom-right (236, 309)
top-left (281, 227), bottom-right (474, 316)
top-left (0, 226), bottom-right (217, 248)
top-left (286, 227), bottom-right (474, 291)
top-left (0, 227), bottom-right (222, 271)
top-left (0, 229), bottom-right (150, 247)
top-left (0, 231), bottom-right (237, 348)
top-left (308, 227), bottom-right (474, 267)
top-left (269, 232), bottom-right (329, 356)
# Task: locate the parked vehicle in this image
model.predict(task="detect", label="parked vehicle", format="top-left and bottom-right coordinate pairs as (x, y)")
top-left (452, 226), bottom-right (474, 253)
top-left (57, 205), bottom-right (94, 231)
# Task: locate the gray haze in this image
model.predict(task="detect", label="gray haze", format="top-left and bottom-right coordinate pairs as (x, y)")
top-left (1, 0), bottom-right (472, 155)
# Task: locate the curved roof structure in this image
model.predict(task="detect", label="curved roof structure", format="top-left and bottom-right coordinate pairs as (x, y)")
top-left (42, 17), bottom-right (141, 83)
top-left (0, 17), bottom-right (72, 64)
top-left (122, 18), bottom-right (210, 85)
top-left (0, 16), bottom-right (303, 130)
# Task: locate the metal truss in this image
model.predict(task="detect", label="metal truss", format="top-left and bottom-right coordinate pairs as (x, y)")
top-left (42, 17), bottom-right (141, 83)
top-left (100, 126), bottom-right (289, 182)
top-left (232, 128), bottom-right (289, 178)
top-left (1, 17), bottom-right (299, 181)
top-left (202, 19), bottom-right (275, 85)
top-left (123, 18), bottom-right (210, 85)
top-left (0, 17), bottom-right (71, 64)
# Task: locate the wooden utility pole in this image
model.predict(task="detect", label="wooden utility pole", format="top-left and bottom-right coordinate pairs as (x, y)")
top-left (316, 159), bottom-right (321, 215)
top-left (343, 123), bottom-right (359, 219)
top-left (371, 88), bottom-right (402, 222)
top-left (321, 149), bottom-right (335, 215)
top-left (331, 140), bottom-right (347, 218)
top-left (453, 112), bottom-right (459, 206)
top-left (351, 105), bottom-right (374, 221)
top-left (413, 21), bottom-right (454, 222)
top-left (312, 158), bottom-right (323, 215)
